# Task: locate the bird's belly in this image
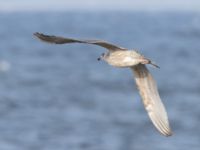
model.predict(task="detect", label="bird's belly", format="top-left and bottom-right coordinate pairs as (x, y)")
top-left (123, 56), bottom-right (134, 63)
top-left (106, 56), bottom-right (139, 68)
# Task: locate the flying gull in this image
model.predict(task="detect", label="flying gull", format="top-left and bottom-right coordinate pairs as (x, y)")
top-left (34, 32), bottom-right (172, 136)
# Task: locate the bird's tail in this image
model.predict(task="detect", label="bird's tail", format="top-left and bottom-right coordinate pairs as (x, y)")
top-left (141, 58), bottom-right (160, 69)
top-left (149, 61), bottom-right (160, 69)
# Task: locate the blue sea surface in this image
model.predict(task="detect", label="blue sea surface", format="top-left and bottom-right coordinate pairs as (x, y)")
top-left (0, 11), bottom-right (200, 150)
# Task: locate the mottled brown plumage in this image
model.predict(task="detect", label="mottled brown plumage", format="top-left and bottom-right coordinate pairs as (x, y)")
top-left (34, 32), bottom-right (172, 136)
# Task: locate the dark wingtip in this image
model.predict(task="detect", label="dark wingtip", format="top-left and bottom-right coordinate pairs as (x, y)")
top-left (33, 32), bottom-right (41, 39)
top-left (33, 32), bottom-right (44, 39)
top-left (33, 32), bottom-right (38, 36)
top-left (33, 32), bottom-right (55, 44)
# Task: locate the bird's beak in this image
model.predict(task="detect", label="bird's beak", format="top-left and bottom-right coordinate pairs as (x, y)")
top-left (97, 53), bottom-right (105, 61)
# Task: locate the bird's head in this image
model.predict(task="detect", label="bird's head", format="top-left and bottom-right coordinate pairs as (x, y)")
top-left (97, 53), bottom-right (105, 61)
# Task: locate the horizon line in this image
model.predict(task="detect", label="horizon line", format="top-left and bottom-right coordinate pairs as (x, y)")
top-left (0, 8), bottom-right (200, 13)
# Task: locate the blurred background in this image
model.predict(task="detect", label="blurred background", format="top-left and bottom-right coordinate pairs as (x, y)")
top-left (0, 0), bottom-right (200, 150)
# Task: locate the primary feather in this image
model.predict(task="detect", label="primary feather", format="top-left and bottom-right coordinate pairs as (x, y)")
top-left (132, 64), bottom-right (172, 136)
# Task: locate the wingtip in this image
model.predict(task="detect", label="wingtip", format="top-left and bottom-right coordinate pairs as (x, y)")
top-left (33, 32), bottom-right (39, 36)
top-left (166, 131), bottom-right (173, 137)
top-left (33, 32), bottom-right (55, 44)
top-left (156, 122), bottom-right (173, 137)
top-left (33, 32), bottom-right (43, 38)
top-left (33, 32), bottom-right (41, 39)
top-left (154, 122), bottom-right (173, 137)
top-left (162, 129), bottom-right (173, 137)
top-left (164, 132), bottom-right (173, 137)
top-left (154, 119), bottom-right (173, 137)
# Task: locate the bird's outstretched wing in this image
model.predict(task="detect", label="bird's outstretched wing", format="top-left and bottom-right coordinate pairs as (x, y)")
top-left (34, 32), bottom-right (127, 51)
top-left (131, 64), bottom-right (172, 136)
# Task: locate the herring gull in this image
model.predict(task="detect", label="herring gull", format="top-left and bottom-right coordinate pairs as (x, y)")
top-left (34, 32), bottom-right (172, 136)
